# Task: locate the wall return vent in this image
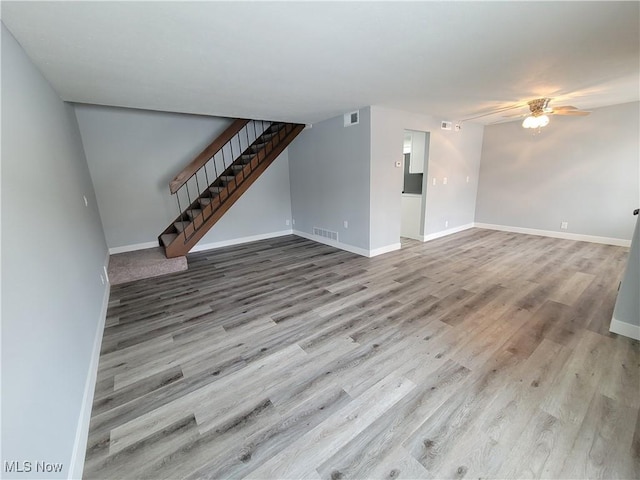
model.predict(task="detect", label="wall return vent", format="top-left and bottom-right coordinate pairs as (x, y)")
top-left (313, 227), bottom-right (338, 241)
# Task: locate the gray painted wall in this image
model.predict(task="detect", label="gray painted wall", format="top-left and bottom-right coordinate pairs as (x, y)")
top-left (370, 106), bottom-right (484, 247)
top-left (1, 24), bottom-right (108, 479)
top-left (475, 101), bottom-right (640, 240)
top-left (288, 108), bottom-right (372, 250)
top-left (369, 106), bottom-right (404, 249)
top-left (74, 105), bottom-right (293, 250)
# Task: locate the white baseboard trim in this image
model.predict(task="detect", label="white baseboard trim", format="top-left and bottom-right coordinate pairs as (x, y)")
top-left (474, 223), bottom-right (631, 247)
top-left (609, 316), bottom-right (640, 340)
top-left (190, 230), bottom-right (293, 253)
top-left (108, 231), bottom-right (296, 256)
top-left (69, 281), bottom-right (110, 479)
top-left (109, 241), bottom-right (158, 255)
top-left (293, 230), bottom-right (370, 257)
top-left (293, 230), bottom-right (400, 258)
top-left (420, 223), bottom-right (475, 242)
top-left (369, 243), bottom-right (402, 257)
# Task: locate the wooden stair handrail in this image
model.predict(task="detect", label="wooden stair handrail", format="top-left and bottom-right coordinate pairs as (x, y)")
top-left (169, 118), bottom-right (250, 194)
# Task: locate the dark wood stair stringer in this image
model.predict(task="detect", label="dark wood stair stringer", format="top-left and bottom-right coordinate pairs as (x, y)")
top-left (159, 122), bottom-right (304, 258)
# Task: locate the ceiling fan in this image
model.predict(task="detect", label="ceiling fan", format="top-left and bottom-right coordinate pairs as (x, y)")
top-left (505, 98), bottom-right (591, 129)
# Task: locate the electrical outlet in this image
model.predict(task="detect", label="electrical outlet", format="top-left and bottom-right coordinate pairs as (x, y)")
top-left (83, 195), bottom-right (88, 207)
top-left (343, 220), bottom-right (348, 229)
top-left (445, 220), bottom-right (449, 228)
top-left (560, 221), bottom-right (568, 230)
top-left (286, 219), bottom-right (290, 226)
top-left (432, 178), bottom-right (437, 186)
top-left (443, 177), bottom-right (448, 185)
top-left (466, 176), bottom-right (470, 183)
top-left (100, 274), bottom-right (105, 285)
top-left (103, 265), bottom-right (109, 284)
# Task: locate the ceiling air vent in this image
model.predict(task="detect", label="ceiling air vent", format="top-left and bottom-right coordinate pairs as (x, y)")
top-left (344, 110), bottom-right (360, 127)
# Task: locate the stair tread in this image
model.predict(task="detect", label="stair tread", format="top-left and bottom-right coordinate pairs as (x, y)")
top-left (186, 208), bottom-right (202, 220)
top-left (160, 233), bottom-right (178, 247)
top-left (174, 221), bottom-right (189, 232)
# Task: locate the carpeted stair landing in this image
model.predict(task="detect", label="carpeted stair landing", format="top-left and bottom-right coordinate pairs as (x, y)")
top-left (108, 247), bottom-right (187, 285)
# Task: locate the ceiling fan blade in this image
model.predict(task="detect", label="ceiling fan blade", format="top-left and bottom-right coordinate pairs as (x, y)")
top-left (551, 110), bottom-right (591, 116)
top-left (551, 105), bottom-right (578, 111)
top-left (502, 112), bottom-right (527, 118)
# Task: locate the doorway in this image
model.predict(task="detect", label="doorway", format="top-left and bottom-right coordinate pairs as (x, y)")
top-left (400, 129), bottom-right (429, 241)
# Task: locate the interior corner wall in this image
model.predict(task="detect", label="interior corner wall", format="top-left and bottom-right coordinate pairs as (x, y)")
top-left (475, 101), bottom-right (640, 241)
top-left (370, 106), bottom-right (484, 245)
top-left (288, 108), bottom-right (372, 252)
top-left (1, 23), bottom-right (109, 479)
top-left (74, 105), bottom-right (293, 252)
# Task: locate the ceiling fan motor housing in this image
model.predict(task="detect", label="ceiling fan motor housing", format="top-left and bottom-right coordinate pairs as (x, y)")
top-left (528, 98), bottom-right (551, 117)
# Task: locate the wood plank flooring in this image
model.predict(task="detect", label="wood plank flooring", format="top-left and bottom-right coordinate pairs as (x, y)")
top-left (84, 229), bottom-right (639, 479)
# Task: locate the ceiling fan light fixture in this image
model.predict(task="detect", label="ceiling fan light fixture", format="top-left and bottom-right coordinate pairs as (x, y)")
top-left (522, 114), bottom-right (549, 129)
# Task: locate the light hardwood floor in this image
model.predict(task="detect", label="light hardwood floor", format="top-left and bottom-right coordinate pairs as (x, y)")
top-left (84, 229), bottom-right (639, 479)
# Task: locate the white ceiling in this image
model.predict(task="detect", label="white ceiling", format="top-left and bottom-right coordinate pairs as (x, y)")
top-left (2, 1), bottom-right (639, 125)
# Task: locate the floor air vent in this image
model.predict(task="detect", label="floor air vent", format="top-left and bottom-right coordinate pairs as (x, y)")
top-left (313, 227), bottom-right (338, 241)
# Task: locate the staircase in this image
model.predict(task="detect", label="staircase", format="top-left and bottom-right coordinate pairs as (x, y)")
top-left (159, 119), bottom-right (304, 258)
